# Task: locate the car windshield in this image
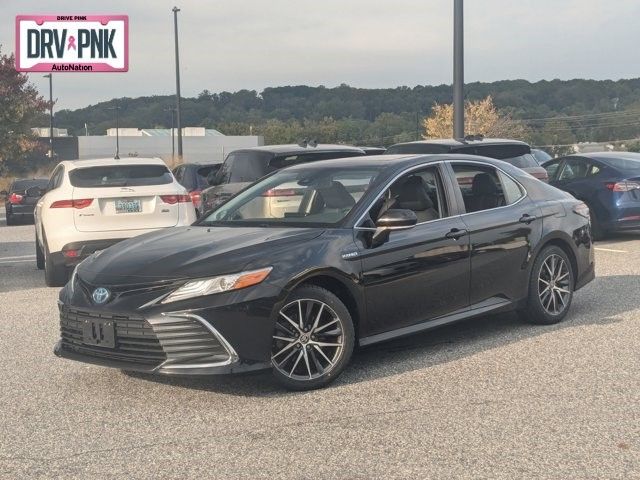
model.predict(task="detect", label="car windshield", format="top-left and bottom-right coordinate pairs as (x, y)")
top-left (602, 156), bottom-right (640, 172)
top-left (200, 166), bottom-right (383, 228)
top-left (69, 165), bottom-right (173, 187)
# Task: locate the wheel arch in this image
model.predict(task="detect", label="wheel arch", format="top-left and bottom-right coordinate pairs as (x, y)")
top-left (535, 235), bottom-right (579, 288)
top-left (282, 269), bottom-right (365, 339)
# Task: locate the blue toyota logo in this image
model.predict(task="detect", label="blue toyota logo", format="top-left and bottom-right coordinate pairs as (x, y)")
top-left (92, 287), bottom-right (111, 305)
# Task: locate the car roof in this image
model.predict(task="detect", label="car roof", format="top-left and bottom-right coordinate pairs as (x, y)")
top-left (229, 144), bottom-right (366, 156)
top-left (390, 138), bottom-right (530, 148)
top-left (61, 157), bottom-right (168, 170)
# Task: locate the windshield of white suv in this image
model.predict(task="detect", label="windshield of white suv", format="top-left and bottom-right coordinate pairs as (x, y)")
top-left (69, 165), bottom-right (173, 187)
top-left (200, 166), bottom-right (383, 227)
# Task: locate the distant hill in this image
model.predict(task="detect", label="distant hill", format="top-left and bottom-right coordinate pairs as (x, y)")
top-left (54, 79), bottom-right (640, 150)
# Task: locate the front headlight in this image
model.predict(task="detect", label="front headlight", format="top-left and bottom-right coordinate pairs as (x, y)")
top-left (161, 267), bottom-right (273, 304)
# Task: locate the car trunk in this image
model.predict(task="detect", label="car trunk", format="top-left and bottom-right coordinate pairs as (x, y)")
top-left (72, 185), bottom-right (181, 232)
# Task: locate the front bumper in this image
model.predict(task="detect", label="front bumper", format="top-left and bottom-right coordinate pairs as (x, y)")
top-left (54, 305), bottom-right (271, 375)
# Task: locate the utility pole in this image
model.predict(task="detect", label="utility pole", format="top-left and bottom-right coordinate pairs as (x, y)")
top-left (453, 0), bottom-right (464, 139)
top-left (43, 74), bottom-right (54, 158)
top-left (172, 6), bottom-right (183, 159)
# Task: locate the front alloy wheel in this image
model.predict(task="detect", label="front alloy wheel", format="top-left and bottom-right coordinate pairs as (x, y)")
top-left (271, 286), bottom-right (354, 390)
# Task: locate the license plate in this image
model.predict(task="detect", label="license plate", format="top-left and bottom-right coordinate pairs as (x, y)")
top-left (115, 198), bottom-right (141, 214)
top-left (82, 319), bottom-right (116, 348)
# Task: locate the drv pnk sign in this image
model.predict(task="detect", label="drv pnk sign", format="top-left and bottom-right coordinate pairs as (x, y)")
top-left (15, 15), bottom-right (128, 72)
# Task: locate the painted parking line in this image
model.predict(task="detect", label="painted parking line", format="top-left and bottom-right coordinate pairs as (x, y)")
top-left (0, 259), bottom-right (34, 264)
top-left (0, 255), bottom-right (36, 261)
top-left (594, 247), bottom-right (628, 253)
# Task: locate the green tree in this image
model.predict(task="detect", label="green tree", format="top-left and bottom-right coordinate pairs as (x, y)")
top-left (0, 46), bottom-right (48, 176)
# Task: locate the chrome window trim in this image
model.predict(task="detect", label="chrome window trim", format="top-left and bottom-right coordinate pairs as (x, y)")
top-left (154, 312), bottom-right (239, 370)
top-left (353, 161), bottom-right (448, 230)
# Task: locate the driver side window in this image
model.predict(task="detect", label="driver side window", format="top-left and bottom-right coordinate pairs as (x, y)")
top-left (368, 167), bottom-right (446, 225)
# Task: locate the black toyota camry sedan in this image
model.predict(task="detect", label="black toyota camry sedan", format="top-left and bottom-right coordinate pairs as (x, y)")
top-left (55, 154), bottom-right (595, 390)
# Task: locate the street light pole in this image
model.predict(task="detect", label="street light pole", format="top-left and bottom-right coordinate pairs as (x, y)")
top-left (43, 74), bottom-right (54, 158)
top-left (453, 0), bottom-right (464, 139)
top-left (172, 6), bottom-right (183, 159)
top-left (165, 107), bottom-right (176, 160)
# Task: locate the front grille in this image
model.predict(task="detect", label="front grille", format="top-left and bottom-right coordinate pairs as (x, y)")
top-left (60, 308), bottom-right (166, 366)
top-left (59, 309), bottom-right (231, 369)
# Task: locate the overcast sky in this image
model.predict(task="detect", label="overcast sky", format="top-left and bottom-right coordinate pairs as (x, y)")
top-left (2, 0), bottom-right (640, 111)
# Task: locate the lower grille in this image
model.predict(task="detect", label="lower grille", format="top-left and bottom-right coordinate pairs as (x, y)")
top-left (147, 315), bottom-right (232, 367)
top-left (60, 308), bottom-right (166, 367)
top-left (59, 308), bottom-right (232, 370)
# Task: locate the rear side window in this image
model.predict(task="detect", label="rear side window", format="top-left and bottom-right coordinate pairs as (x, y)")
top-left (196, 165), bottom-right (219, 189)
top-left (216, 152), bottom-right (272, 184)
top-left (558, 158), bottom-right (590, 180)
top-left (69, 165), bottom-right (173, 188)
top-left (451, 164), bottom-right (523, 213)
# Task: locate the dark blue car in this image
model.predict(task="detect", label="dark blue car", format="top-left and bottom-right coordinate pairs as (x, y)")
top-left (542, 152), bottom-right (640, 238)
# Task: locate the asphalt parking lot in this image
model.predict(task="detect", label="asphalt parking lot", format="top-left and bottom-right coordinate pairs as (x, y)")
top-left (0, 208), bottom-right (638, 479)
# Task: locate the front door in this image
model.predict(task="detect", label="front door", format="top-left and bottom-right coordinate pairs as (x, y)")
top-left (357, 164), bottom-right (471, 338)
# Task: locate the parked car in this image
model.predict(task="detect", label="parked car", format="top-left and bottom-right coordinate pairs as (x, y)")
top-left (385, 137), bottom-right (549, 181)
top-left (200, 144), bottom-right (366, 212)
top-left (54, 153), bottom-right (594, 390)
top-left (2, 178), bottom-right (48, 225)
top-left (35, 157), bottom-right (197, 287)
top-left (542, 152), bottom-right (640, 239)
top-left (531, 148), bottom-right (553, 165)
top-left (172, 162), bottom-right (221, 215)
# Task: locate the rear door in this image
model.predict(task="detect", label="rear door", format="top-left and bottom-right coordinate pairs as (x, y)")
top-left (69, 164), bottom-right (184, 232)
top-left (449, 161), bottom-right (543, 306)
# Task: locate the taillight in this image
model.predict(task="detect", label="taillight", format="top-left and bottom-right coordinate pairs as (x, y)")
top-left (8, 193), bottom-right (23, 204)
top-left (573, 202), bottom-right (590, 218)
top-left (262, 188), bottom-right (299, 197)
top-left (50, 199), bottom-right (93, 209)
top-left (189, 190), bottom-right (202, 206)
top-left (160, 194), bottom-right (191, 204)
top-left (605, 181), bottom-right (640, 192)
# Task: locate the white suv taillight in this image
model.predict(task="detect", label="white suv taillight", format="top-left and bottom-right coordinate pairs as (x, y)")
top-left (160, 194), bottom-right (191, 204)
top-left (50, 199), bottom-right (93, 209)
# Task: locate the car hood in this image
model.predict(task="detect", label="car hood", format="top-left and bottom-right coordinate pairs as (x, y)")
top-left (78, 226), bottom-right (324, 285)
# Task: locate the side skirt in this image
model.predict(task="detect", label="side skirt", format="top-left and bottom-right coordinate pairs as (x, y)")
top-left (358, 297), bottom-right (513, 347)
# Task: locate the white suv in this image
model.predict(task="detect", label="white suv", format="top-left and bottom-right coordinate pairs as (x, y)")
top-left (35, 157), bottom-right (197, 286)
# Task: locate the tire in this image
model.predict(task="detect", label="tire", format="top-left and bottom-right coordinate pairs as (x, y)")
top-left (588, 206), bottom-right (606, 241)
top-left (35, 231), bottom-right (44, 270)
top-left (271, 285), bottom-right (355, 391)
top-left (521, 245), bottom-right (574, 325)
top-left (44, 237), bottom-right (68, 287)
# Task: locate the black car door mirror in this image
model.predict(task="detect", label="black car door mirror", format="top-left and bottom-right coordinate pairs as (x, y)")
top-left (376, 209), bottom-right (418, 230)
top-left (371, 209), bottom-right (417, 247)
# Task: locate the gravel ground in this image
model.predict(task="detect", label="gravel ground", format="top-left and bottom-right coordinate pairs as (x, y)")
top-left (0, 208), bottom-right (638, 479)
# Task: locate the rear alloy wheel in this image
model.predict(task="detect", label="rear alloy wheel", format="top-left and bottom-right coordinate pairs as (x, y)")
top-left (271, 286), bottom-right (354, 390)
top-left (522, 246), bottom-right (574, 325)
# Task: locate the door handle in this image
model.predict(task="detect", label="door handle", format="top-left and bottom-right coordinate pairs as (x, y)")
top-left (519, 214), bottom-right (537, 224)
top-left (445, 228), bottom-right (468, 240)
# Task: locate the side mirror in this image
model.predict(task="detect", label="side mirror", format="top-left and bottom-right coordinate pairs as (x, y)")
top-left (371, 209), bottom-right (417, 246)
top-left (376, 209), bottom-right (418, 229)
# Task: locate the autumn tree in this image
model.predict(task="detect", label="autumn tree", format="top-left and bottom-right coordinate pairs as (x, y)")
top-left (423, 96), bottom-right (528, 140)
top-left (0, 45), bottom-right (48, 176)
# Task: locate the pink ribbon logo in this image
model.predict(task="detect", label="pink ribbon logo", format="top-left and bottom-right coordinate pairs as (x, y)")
top-left (67, 35), bottom-right (77, 50)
